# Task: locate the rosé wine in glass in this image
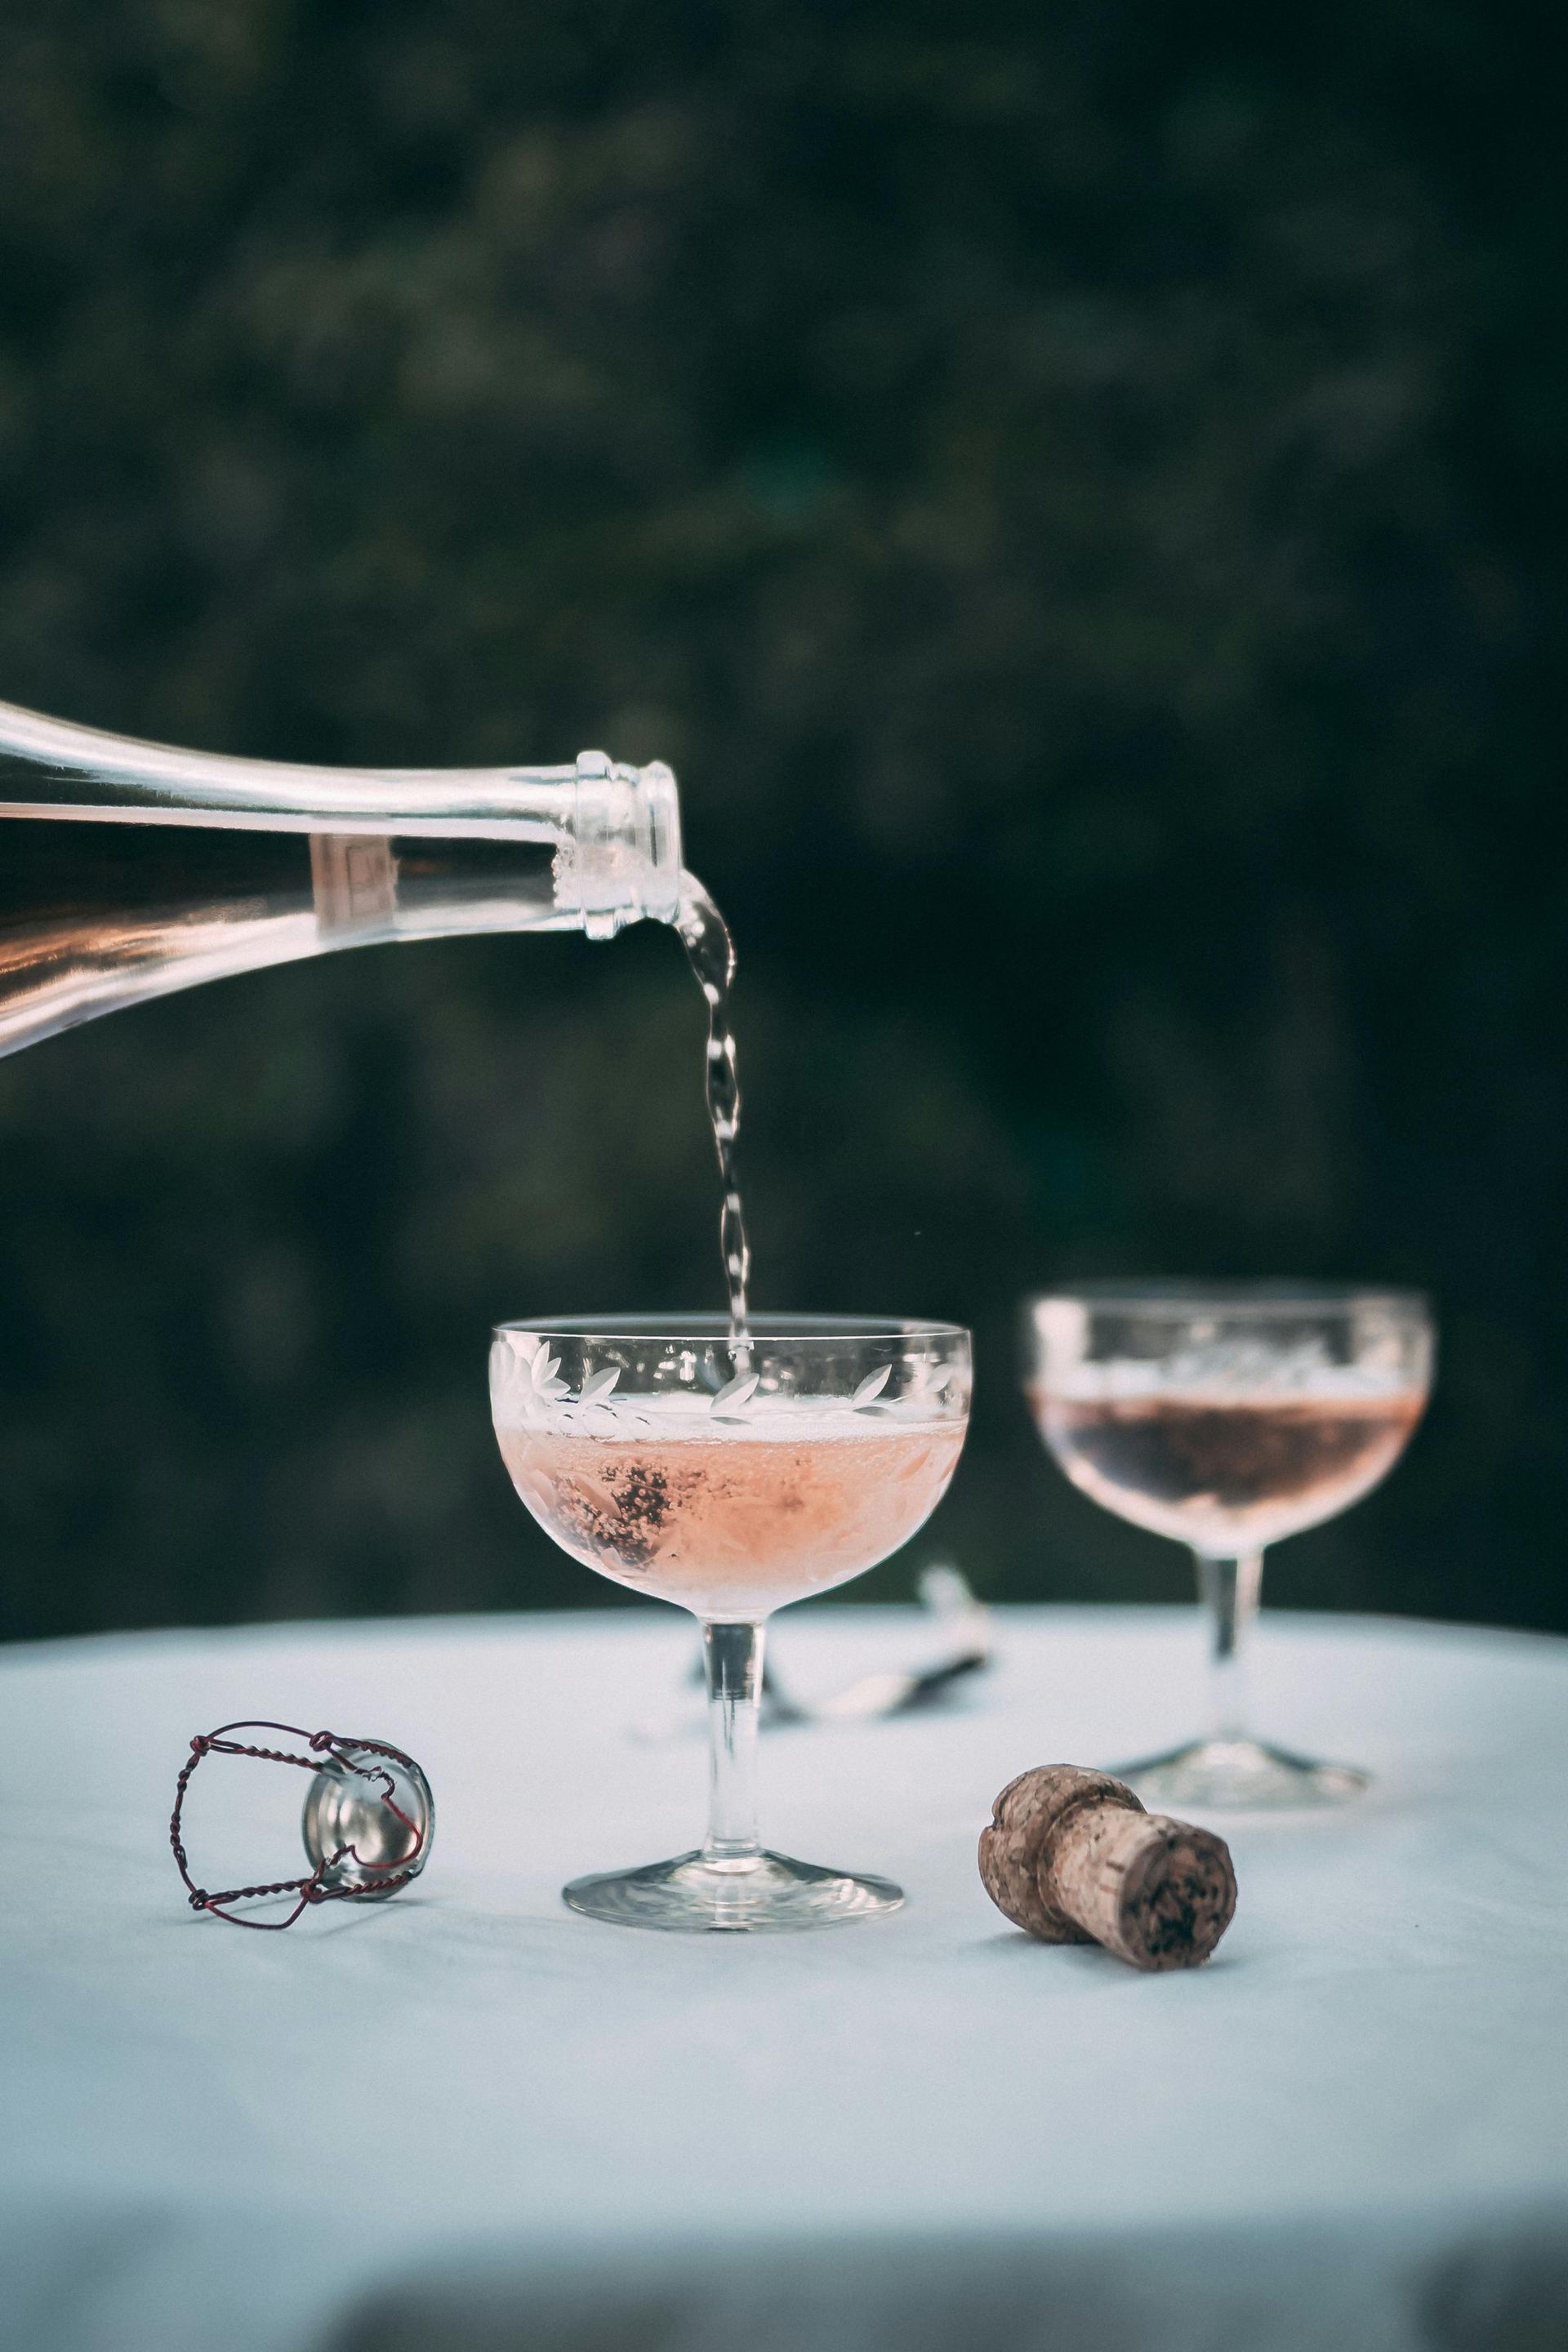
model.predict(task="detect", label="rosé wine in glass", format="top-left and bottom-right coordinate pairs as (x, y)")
top-left (496, 1397), bottom-right (966, 1620)
top-left (1030, 1384), bottom-right (1428, 1557)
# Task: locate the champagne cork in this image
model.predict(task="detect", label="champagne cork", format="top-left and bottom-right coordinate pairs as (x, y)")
top-left (979, 1764), bottom-right (1236, 1971)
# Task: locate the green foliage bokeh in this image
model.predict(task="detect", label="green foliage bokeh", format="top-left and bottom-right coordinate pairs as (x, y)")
top-left (0, 0), bottom-right (1562, 1635)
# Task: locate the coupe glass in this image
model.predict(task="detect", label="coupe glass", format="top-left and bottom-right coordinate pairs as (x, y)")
top-left (1025, 1284), bottom-right (1433, 1809)
top-left (491, 1313), bottom-right (971, 1931)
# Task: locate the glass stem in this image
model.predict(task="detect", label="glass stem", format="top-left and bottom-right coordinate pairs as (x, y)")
top-left (1196, 1550), bottom-right (1263, 1743)
top-left (701, 1619), bottom-right (764, 1864)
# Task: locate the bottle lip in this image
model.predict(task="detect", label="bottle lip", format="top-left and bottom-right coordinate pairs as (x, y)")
top-left (636, 759), bottom-right (684, 924)
top-left (563, 751), bottom-right (684, 933)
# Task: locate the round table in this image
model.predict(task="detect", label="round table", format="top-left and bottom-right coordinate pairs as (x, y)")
top-left (2, 1605), bottom-right (1566, 2352)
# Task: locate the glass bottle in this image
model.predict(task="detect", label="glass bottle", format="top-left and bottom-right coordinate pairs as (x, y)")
top-left (0, 695), bottom-right (682, 1056)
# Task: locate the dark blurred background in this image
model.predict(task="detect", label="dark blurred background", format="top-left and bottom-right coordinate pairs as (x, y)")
top-left (0, 1), bottom-right (1562, 1642)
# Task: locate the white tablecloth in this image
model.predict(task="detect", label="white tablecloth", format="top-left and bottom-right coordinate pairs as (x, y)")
top-left (2, 1604), bottom-right (1566, 2352)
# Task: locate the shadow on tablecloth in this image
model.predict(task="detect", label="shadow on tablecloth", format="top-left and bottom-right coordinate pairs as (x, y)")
top-left (321, 2208), bottom-right (1568, 2352)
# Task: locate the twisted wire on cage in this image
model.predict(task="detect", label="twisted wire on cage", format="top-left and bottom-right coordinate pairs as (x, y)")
top-left (169, 1720), bottom-right (424, 1930)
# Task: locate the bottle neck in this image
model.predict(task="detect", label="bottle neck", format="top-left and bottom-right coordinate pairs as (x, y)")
top-left (0, 695), bottom-right (682, 911)
top-left (0, 698), bottom-right (685, 1054)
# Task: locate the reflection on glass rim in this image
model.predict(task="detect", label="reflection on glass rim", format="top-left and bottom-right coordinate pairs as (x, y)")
top-left (1026, 1283), bottom-right (1430, 1317)
top-left (493, 1312), bottom-right (970, 1343)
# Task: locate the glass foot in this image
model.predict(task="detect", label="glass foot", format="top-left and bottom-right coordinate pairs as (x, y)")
top-left (1118, 1738), bottom-right (1370, 1811)
top-left (563, 1848), bottom-right (904, 1934)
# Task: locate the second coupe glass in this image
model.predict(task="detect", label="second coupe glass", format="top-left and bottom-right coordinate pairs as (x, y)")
top-left (1026, 1284), bottom-right (1433, 1808)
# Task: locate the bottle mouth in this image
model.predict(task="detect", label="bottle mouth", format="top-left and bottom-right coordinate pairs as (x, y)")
top-left (558, 752), bottom-right (684, 935)
top-left (637, 760), bottom-right (684, 925)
